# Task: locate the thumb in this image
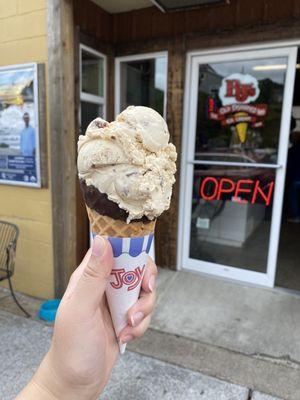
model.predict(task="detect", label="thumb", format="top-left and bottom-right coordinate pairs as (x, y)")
top-left (71, 236), bottom-right (114, 312)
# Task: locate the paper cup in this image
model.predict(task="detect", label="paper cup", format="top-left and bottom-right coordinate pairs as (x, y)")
top-left (102, 234), bottom-right (154, 354)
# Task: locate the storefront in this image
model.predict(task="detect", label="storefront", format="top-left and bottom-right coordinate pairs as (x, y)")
top-left (178, 44), bottom-right (299, 288)
top-left (71, 0), bottom-right (300, 294)
top-left (1, 0), bottom-right (300, 298)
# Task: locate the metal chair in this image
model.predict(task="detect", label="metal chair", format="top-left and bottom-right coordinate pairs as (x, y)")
top-left (0, 221), bottom-right (30, 318)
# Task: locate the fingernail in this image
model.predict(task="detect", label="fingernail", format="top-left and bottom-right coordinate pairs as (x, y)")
top-left (121, 334), bottom-right (134, 344)
top-left (131, 311), bottom-right (144, 327)
top-left (148, 275), bottom-right (156, 292)
top-left (92, 236), bottom-right (105, 257)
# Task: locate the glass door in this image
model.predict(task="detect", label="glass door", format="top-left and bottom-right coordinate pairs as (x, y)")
top-left (180, 46), bottom-right (297, 287)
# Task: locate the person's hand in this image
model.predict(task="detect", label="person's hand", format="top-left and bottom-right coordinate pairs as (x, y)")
top-left (17, 236), bottom-right (157, 400)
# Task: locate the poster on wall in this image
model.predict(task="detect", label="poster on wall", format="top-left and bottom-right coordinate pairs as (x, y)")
top-left (0, 63), bottom-right (42, 187)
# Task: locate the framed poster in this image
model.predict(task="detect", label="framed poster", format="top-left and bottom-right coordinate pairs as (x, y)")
top-left (0, 63), bottom-right (46, 188)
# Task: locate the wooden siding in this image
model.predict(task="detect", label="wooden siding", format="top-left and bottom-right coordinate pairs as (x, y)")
top-left (48, 0), bottom-right (77, 296)
top-left (75, 0), bottom-right (300, 46)
top-left (73, 0), bottom-right (112, 43)
top-left (155, 38), bottom-right (185, 269)
top-left (112, 0), bottom-right (300, 43)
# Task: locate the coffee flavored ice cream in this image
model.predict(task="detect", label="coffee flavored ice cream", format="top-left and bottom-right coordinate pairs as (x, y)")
top-left (77, 106), bottom-right (177, 225)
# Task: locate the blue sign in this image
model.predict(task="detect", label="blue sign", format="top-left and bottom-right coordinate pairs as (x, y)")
top-left (0, 155), bottom-right (37, 183)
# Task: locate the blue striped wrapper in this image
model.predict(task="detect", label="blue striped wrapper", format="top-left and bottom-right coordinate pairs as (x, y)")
top-left (91, 233), bottom-right (154, 355)
top-left (107, 234), bottom-right (154, 258)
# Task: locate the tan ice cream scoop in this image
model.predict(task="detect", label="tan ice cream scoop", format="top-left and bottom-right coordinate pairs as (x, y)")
top-left (117, 105), bottom-right (170, 152)
top-left (77, 106), bottom-right (177, 223)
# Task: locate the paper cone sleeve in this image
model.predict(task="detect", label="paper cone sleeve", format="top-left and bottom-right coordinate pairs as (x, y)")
top-left (86, 205), bottom-right (156, 354)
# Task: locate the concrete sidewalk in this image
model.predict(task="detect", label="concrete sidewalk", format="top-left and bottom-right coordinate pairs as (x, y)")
top-left (0, 310), bottom-right (280, 400)
top-left (1, 267), bottom-right (299, 399)
top-left (153, 269), bottom-right (300, 362)
top-left (128, 268), bottom-right (299, 400)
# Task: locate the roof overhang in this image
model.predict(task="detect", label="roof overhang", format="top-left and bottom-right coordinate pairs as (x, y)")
top-left (150, 0), bottom-right (229, 13)
top-left (91, 0), bottom-right (230, 13)
top-left (91, 0), bottom-right (152, 14)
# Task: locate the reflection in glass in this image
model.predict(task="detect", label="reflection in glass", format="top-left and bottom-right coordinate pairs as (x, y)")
top-left (195, 57), bottom-right (287, 164)
top-left (120, 57), bottom-right (167, 116)
top-left (190, 164), bottom-right (275, 272)
top-left (81, 50), bottom-right (104, 97)
top-left (80, 102), bottom-right (103, 135)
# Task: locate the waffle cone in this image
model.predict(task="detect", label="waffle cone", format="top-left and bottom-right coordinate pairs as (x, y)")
top-left (86, 206), bottom-right (156, 238)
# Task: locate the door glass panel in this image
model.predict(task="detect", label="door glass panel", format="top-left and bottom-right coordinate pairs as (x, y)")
top-left (190, 164), bottom-right (275, 272)
top-left (80, 102), bottom-right (103, 135)
top-left (196, 57), bottom-right (287, 164)
top-left (81, 50), bottom-right (104, 97)
top-left (120, 56), bottom-right (167, 116)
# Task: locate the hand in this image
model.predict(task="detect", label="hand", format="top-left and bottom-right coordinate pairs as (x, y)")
top-left (17, 236), bottom-right (157, 400)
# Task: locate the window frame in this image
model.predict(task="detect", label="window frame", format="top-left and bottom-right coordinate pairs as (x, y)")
top-left (79, 43), bottom-right (107, 122)
top-left (114, 51), bottom-right (168, 118)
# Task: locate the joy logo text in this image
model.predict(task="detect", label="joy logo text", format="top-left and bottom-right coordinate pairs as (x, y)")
top-left (110, 266), bottom-right (145, 291)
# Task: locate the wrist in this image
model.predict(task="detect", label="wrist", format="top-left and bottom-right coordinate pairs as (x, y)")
top-left (30, 350), bottom-right (101, 400)
top-left (16, 376), bottom-right (58, 400)
top-left (16, 352), bottom-right (62, 400)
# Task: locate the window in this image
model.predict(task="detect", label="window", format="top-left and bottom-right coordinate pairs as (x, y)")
top-left (80, 44), bottom-right (106, 134)
top-left (115, 52), bottom-right (168, 117)
top-left (115, 52), bottom-right (168, 260)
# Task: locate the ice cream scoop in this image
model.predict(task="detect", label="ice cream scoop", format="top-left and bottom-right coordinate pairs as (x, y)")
top-left (117, 106), bottom-right (170, 152)
top-left (77, 106), bottom-right (177, 222)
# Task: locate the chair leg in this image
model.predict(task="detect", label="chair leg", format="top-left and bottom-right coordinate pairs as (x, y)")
top-left (7, 275), bottom-right (31, 318)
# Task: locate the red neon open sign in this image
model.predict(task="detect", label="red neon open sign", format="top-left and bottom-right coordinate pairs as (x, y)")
top-left (200, 177), bottom-right (274, 206)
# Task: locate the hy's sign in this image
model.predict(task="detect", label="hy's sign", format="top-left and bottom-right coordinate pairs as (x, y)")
top-left (208, 73), bottom-right (267, 133)
top-left (219, 73), bottom-right (260, 106)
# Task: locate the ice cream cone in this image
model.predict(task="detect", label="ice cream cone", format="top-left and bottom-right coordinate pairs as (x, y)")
top-left (235, 112), bottom-right (248, 143)
top-left (87, 206), bottom-right (155, 353)
top-left (77, 107), bottom-right (177, 354)
top-left (86, 206), bottom-right (156, 238)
